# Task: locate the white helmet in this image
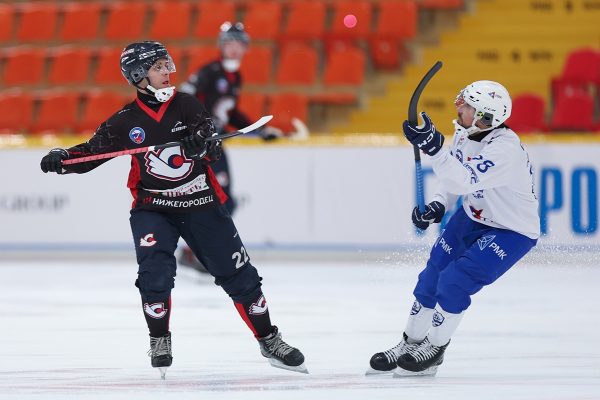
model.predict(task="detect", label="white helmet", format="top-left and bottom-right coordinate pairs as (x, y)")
top-left (453, 80), bottom-right (512, 136)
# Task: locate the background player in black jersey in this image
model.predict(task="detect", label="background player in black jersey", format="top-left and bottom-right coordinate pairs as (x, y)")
top-left (178, 22), bottom-right (283, 272)
top-left (39, 41), bottom-right (307, 378)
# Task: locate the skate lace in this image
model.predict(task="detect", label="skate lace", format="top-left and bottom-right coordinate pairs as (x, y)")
top-left (409, 339), bottom-right (440, 363)
top-left (382, 340), bottom-right (419, 363)
top-left (148, 336), bottom-right (171, 358)
top-left (264, 332), bottom-right (295, 358)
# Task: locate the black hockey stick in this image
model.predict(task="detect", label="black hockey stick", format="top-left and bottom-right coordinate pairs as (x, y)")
top-left (63, 115), bottom-right (273, 165)
top-left (408, 61), bottom-right (443, 212)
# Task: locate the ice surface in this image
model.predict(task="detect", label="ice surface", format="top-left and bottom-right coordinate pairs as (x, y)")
top-left (1, 258), bottom-right (599, 400)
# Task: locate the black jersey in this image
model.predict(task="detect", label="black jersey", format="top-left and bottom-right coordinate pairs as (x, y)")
top-left (64, 91), bottom-right (227, 212)
top-left (182, 60), bottom-right (252, 130)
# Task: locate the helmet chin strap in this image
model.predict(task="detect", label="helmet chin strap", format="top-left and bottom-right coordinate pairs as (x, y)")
top-left (453, 119), bottom-right (482, 137)
top-left (146, 84), bottom-right (176, 102)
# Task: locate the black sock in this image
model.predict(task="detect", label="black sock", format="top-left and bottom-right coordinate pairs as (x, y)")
top-left (234, 293), bottom-right (274, 338)
top-left (142, 296), bottom-right (171, 337)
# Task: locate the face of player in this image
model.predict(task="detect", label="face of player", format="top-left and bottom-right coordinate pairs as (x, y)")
top-left (456, 102), bottom-right (476, 128)
top-left (144, 58), bottom-right (173, 89)
top-left (221, 40), bottom-right (247, 61)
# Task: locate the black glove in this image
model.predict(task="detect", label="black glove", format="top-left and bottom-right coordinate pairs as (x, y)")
top-left (403, 112), bottom-right (445, 156)
top-left (181, 116), bottom-right (216, 160)
top-left (40, 148), bottom-right (69, 174)
top-left (412, 201), bottom-right (445, 230)
top-left (205, 135), bottom-right (222, 162)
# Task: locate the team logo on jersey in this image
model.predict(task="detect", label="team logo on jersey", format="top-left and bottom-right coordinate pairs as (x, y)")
top-left (470, 205), bottom-right (484, 219)
top-left (129, 127), bottom-right (146, 144)
top-left (145, 147), bottom-right (194, 181)
top-left (248, 295), bottom-right (268, 315)
top-left (410, 301), bottom-right (422, 315)
top-left (216, 78), bottom-right (229, 93)
top-left (140, 233), bottom-right (157, 247)
top-left (477, 234), bottom-right (496, 250)
top-left (432, 310), bottom-right (445, 327)
top-left (144, 302), bottom-right (167, 319)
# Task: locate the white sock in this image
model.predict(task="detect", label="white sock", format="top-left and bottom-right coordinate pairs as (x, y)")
top-left (404, 300), bottom-right (435, 342)
top-left (428, 307), bottom-right (464, 346)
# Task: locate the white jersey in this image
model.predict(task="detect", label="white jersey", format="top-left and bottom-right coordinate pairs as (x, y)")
top-left (429, 126), bottom-right (540, 239)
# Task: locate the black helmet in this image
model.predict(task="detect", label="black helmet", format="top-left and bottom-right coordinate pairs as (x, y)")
top-left (120, 41), bottom-right (176, 85)
top-left (218, 22), bottom-right (250, 47)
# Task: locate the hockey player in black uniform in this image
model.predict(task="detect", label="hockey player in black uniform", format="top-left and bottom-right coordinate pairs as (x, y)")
top-left (39, 41), bottom-right (307, 378)
top-left (178, 22), bottom-right (281, 272)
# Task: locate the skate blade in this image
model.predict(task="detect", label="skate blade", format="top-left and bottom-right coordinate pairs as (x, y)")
top-left (268, 358), bottom-right (309, 374)
top-left (365, 367), bottom-right (394, 376)
top-left (393, 365), bottom-right (438, 377)
top-left (158, 367), bottom-right (169, 380)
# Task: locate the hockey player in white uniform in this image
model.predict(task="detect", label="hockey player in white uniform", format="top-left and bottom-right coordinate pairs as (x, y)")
top-left (367, 81), bottom-right (540, 376)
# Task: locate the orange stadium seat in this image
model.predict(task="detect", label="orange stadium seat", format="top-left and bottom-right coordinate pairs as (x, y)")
top-left (2, 47), bottom-right (46, 85)
top-left (148, 2), bottom-right (192, 40)
top-left (0, 90), bottom-right (34, 133)
top-left (328, 0), bottom-right (373, 40)
top-left (193, 1), bottom-right (236, 39)
top-left (369, 37), bottom-right (402, 69)
top-left (374, 0), bottom-right (417, 39)
top-left (550, 90), bottom-right (596, 132)
top-left (282, 1), bottom-right (326, 41)
top-left (184, 46), bottom-right (220, 77)
top-left (240, 46), bottom-right (273, 84)
top-left (58, 2), bottom-right (102, 41)
top-left (16, 3), bottom-right (58, 41)
top-left (243, 1), bottom-right (282, 40)
top-left (323, 45), bottom-right (366, 86)
top-left (48, 47), bottom-right (92, 85)
top-left (506, 93), bottom-right (547, 133)
top-left (77, 90), bottom-right (128, 133)
top-left (104, 2), bottom-right (148, 40)
top-left (275, 43), bottom-right (318, 85)
top-left (94, 47), bottom-right (126, 84)
top-left (0, 4), bottom-right (15, 42)
top-left (32, 91), bottom-right (80, 133)
top-left (268, 93), bottom-right (308, 132)
top-left (238, 92), bottom-right (267, 121)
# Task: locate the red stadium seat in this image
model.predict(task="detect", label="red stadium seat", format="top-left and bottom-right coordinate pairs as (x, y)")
top-left (282, 1), bottom-right (326, 41)
top-left (323, 44), bottom-right (366, 86)
top-left (549, 89), bottom-right (596, 132)
top-left (238, 92), bottom-right (267, 121)
top-left (369, 37), bottom-right (402, 70)
top-left (328, 0), bottom-right (373, 40)
top-left (94, 47), bottom-right (125, 84)
top-left (0, 90), bottom-right (34, 133)
top-left (193, 1), bottom-right (236, 39)
top-left (58, 2), bottom-right (101, 41)
top-left (268, 93), bottom-right (308, 132)
top-left (0, 4), bottom-right (15, 42)
top-left (104, 2), bottom-right (148, 40)
top-left (2, 47), bottom-right (46, 85)
top-left (16, 3), bottom-right (58, 41)
top-left (552, 48), bottom-right (600, 99)
top-left (77, 90), bottom-right (128, 132)
top-left (243, 1), bottom-right (282, 40)
top-left (373, 1), bottom-right (417, 39)
top-left (184, 46), bottom-right (220, 77)
top-left (148, 2), bottom-right (192, 40)
top-left (32, 91), bottom-right (80, 133)
top-left (275, 43), bottom-right (318, 85)
top-left (240, 46), bottom-right (273, 84)
top-left (48, 47), bottom-right (92, 85)
top-left (505, 93), bottom-right (547, 133)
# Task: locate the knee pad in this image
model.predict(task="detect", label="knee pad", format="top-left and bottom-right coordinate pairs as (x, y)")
top-left (216, 263), bottom-right (263, 303)
top-left (135, 253), bottom-right (176, 301)
top-left (436, 264), bottom-right (479, 313)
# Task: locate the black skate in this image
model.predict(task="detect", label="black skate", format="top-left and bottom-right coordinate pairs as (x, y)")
top-left (258, 326), bottom-right (308, 374)
top-left (366, 332), bottom-right (421, 375)
top-left (394, 337), bottom-right (449, 377)
top-left (148, 332), bottom-right (173, 379)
